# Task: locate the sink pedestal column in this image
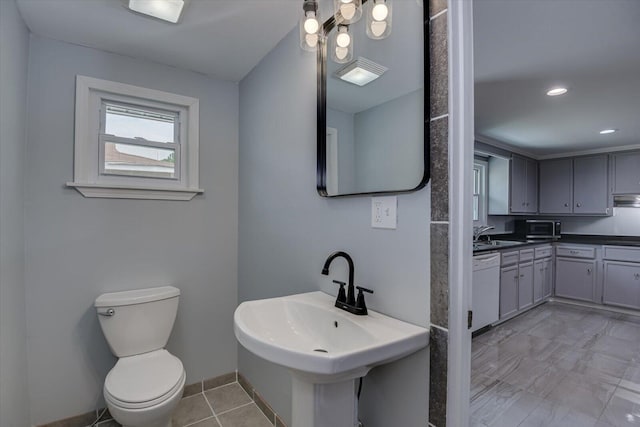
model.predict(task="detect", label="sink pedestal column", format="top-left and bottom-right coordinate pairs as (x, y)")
top-left (291, 376), bottom-right (357, 427)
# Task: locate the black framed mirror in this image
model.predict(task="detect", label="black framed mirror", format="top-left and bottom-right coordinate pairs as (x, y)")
top-left (317, 0), bottom-right (429, 197)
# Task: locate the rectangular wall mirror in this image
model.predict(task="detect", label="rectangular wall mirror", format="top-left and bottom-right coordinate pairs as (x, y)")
top-left (317, 0), bottom-right (429, 197)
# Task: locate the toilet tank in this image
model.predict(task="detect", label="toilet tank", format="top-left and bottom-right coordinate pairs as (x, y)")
top-left (95, 286), bottom-right (180, 357)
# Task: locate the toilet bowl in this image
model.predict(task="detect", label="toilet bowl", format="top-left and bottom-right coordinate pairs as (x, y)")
top-left (104, 350), bottom-right (185, 427)
top-left (96, 286), bottom-right (184, 427)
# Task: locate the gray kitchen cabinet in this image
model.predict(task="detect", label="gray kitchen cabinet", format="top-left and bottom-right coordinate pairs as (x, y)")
top-left (539, 158), bottom-right (573, 214)
top-left (602, 246), bottom-right (640, 310)
top-left (603, 261), bottom-right (640, 310)
top-left (555, 257), bottom-right (597, 302)
top-left (518, 261), bottom-right (534, 310)
top-left (511, 155), bottom-right (538, 213)
top-left (534, 258), bottom-right (553, 302)
top-left (574, 155), bottom-right (609, 214)
top-left (542, 258), bottom-right (553, 298)
top-left (612, 151), bottom-right (640, 194)
top-left (500, 264), bottom-right (519, 319)
top-left (539, 155), bottom-right (609, 215)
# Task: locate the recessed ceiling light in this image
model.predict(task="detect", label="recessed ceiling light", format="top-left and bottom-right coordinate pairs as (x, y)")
top-left (546, 87), bottom-right (568, 96)
top-left (127, 0), bottom-right (186, 24)
top-left (599, 129), bottom-right (617, 135)
top-left (333, 57), bottom-right (388, 86)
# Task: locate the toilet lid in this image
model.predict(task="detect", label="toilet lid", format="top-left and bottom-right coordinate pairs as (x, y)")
top-left (105, 349), bottom-right (184, 404)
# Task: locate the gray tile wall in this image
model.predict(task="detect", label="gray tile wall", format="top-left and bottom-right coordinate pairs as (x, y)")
top-left (428, 0), bottom-right (450, 426)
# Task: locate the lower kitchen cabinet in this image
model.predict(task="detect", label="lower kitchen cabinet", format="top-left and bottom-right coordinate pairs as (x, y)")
top-left (555, 257), bottom-right (597, 302)
top-left (518, 262), bottom-right (534, 310)
top-left (533, 258), bottom-right (553, 303)
top-left (500, 265), bottom-right (519, 319)
top-left (603, 261), bottom-right (640, 310)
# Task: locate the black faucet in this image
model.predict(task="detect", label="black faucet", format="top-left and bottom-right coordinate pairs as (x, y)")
top-left (322, 251), bottom-right (374, 315)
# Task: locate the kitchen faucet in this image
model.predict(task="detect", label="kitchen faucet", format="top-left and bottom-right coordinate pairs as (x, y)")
top-left (322, 251), bottom-right (373, 315)
top-left (473, 225), bottom-right (495, 242)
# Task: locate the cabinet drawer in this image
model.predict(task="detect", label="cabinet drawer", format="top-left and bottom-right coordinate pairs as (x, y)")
top-left (534, 246), bottom-right (553, 259)
top-left (501, 250), bottom-right (519, 266)
top-left (603, 246), bottom-right (640, 263)
top-left (556, 246), bottom-right (596, 259)
top-left (519, 248), bottom-right (534, 262)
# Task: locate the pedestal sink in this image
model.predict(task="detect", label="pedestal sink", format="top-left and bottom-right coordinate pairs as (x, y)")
top-left (234, 291), bottom-right (429, 427)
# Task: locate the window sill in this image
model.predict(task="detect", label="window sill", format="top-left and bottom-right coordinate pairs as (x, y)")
top-left (66, 182), bottom-right (204, 201)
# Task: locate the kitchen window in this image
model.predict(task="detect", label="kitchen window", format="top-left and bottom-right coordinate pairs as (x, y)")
top-left (67, 76), bottom-right (203, 200)
top-left (473, 160), bottom-right (488, 224)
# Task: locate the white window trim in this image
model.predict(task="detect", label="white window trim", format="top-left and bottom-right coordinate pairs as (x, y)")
top-left (473, 159), bottom-right (488, 225)
top-left (67, 75), bottom-right (203, 200)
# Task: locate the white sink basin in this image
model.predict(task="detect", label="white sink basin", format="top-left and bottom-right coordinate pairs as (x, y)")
top-left (234, 291), bottom-right (429, 383)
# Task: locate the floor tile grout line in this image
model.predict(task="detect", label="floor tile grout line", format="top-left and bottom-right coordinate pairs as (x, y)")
top-left (201, 391), bottom-right (223, 427)
top-left (182, 414), bottom-right (217, 427)
top-left (215, 401), bottom-right (255, 416)
top-left (204, 380), bottom-right (244, 394)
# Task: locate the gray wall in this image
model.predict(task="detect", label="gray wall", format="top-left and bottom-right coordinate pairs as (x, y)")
top-left (238, 28), bottom-right (430, 427)
top-left (24, 37), bottom-right (239, 425)
top-left (354, 89), bottom-right (424, 193)
top-left (0, 1), bottom-right (31, 425)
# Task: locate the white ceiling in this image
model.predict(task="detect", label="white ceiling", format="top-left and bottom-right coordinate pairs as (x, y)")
top-left (16, 0), bottom-right (301, 82)
top-left (474, 0), bottom-right (640, 157)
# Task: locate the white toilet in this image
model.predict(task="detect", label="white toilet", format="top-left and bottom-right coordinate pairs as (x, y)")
top-left (95, 286), bottom-right (185, 427)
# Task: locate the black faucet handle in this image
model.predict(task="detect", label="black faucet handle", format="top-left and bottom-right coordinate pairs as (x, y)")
top-left (355, 286), bottom-right (373, 314)
top-left (333, 280), bottom-right (347, 303)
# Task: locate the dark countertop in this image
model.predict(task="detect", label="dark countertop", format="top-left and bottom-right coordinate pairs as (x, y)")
top-left (473, 234), bottom-right (640, 254)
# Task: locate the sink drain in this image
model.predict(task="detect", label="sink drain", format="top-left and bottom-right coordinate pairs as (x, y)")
top-left (313, 348), bottom-right (328, 353)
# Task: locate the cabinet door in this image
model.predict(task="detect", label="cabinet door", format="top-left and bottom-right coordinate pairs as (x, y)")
top-left (539, 158), bottom-right (573, 214)
top-left (603, 261), bottom-right (640, 310)
top-left (500, 265), bottom-right (519, 319)
top-left (518, 262), bottom-right (534, 310)
top-left (555, 257), bottom-right (596, 302)
top-left (543, 258), bottom-right (553, 298)
top-left (510, 156), bottom-right (528, 213)
top-left (525, 158), bottom-right (538, 213)
top-left (533, 260), bottom-right (545, 303)
top-left (574, 155), bottom-right (609, 214)
top-left (613, 152), bottom-right (640, 194)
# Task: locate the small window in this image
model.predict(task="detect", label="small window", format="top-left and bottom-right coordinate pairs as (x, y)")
top-left (68, 76), bottom-right (202, 200)
top-left (473, 160), bottom-right (488, 224)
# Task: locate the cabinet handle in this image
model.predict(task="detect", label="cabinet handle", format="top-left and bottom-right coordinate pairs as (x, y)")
top-left (635, 273), bottom-right (640, 280)
top-left (520, 274), bottom-right (524, 278)
top-left (587, 268), bottom-right (592, 275)
top-left (570, 250), bottom-right (579, 254)
top-left (522, 202), bottom-right (526, 206)
top-left (576, 203), bottom-right (582, 208)
top-left (564, 203), bottom-right (569, 207)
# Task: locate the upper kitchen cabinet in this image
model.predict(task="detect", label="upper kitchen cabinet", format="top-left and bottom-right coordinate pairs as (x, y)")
top-left (539, 158), bottom-right (573, 214)
top-left (511, 156), bottom-right (538, 214)
top-left (488, 155), bottom-right (537, 215)
top-left (612, 151), bottom-right (640, 194)
top-left (539, 154), bottom-right (609, 215)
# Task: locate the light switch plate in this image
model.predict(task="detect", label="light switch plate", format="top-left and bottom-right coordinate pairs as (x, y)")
top-left (371, 196), bottom-right (397, 229)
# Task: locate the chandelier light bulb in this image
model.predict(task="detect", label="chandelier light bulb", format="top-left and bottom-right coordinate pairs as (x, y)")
top-left (304, 12), bottom-right (319, 34)
top-left (335, 46), bottom-right (349, 61)
top-left (336, 30), bottom-right (351, 48)
top-left (305, 33), bottom-right (319, 48)
top-left (372, 1), bottom-right (389, 21)
top-left (370, 20), bottom-right (387, 37)
top-left (340, 2), bottom-right (357, 20)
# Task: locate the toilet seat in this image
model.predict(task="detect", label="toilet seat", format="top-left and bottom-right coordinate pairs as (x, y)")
top-left (104, 349), bottom-right (185, 410)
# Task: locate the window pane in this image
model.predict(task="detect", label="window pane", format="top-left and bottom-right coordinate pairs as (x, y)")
top-left (104, 142), bottom-right (176, 179)
top-left (104, 103), bottom-right (176, 143)
top-left (473, 195), bottom-right (479, 221)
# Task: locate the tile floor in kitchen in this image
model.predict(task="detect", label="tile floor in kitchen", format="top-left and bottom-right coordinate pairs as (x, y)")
top-left (97, 382), bottom-right (277, 427)
top-left (471, 301), bottom-right (640, 427)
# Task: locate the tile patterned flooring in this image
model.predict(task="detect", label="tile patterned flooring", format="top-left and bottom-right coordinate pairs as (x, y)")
top-left (471, 302), bottom-right (640, 427)
top-left (98, 383), bottom-right (276, 427)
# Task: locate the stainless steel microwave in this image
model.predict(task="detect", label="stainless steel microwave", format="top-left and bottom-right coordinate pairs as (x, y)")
top-left (514, 220), bottom-right (561, 239)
